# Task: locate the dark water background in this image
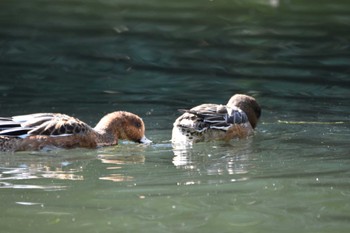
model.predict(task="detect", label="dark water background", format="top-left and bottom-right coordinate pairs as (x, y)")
top-left (1, 0), bottom-right (350, 232)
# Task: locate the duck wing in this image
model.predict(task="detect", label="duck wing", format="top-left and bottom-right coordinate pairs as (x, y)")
top-left (177, 104), bottom-right (248, 132)
top-left (0, 113), bottom-right (92, 138)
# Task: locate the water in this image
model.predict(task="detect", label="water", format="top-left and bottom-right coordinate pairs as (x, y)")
top-left (1, 0), bottom-right (350, 232)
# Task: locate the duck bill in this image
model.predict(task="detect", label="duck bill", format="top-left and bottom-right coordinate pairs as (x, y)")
top-left (139, 135), bottom-right (152, 144)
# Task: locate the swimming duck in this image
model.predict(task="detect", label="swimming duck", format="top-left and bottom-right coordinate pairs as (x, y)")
top-left (172, 94), bottom-right (261, 146)
top-left (0, 111), bottom-right (151, 152)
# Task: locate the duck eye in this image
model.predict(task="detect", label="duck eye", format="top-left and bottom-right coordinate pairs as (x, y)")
top-left (134, 121), bottom-right (142, 128)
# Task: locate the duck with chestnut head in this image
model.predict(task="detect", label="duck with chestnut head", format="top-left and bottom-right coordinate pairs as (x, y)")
top-left (172, 94), bottom-right (261, 146)
top-left (0, 111), bottom-right (151, 152)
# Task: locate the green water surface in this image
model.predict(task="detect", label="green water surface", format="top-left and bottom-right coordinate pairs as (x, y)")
top-left (0, 0), bottom-right (350, 232)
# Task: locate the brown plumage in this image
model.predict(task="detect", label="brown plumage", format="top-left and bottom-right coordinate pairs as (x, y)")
top-left (172, 94), bottom-right (261, 146)
top-left (0, 111), bottom-right (151, 152)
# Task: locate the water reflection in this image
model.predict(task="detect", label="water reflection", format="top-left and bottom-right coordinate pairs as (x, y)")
top-left (172, 139), bottom-right (255, 184)
top-left (1, 164), bottom-right (83, 181)
top-left (97, 153), bottom-right (145, 182)
top-left (98, 154), bottom-right (145, 165)
top-left (0, 151), bottom-right (91, 191)
top-left (0, 159), bottom-right (84, 181)
top-left (0, 144), bottom-right (149, 186)
top-left (0, 182), bottom-right (67, 191)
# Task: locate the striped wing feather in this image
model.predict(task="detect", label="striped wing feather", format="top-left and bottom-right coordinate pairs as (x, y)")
top-left (0, 113), bottom-right (91, 137)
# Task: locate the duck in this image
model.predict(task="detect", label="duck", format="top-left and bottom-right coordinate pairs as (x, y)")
top-left (171, 94), bottom-right (261, 146)
top-left (0, 111), bottom-right (151, 152)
